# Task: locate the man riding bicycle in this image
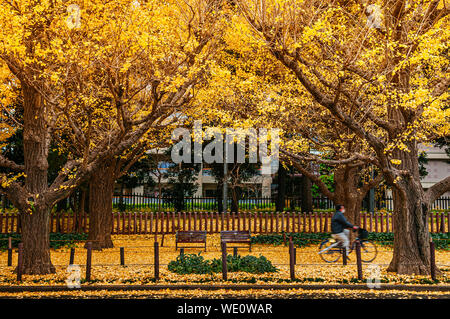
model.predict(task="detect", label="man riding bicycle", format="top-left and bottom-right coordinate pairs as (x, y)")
top-left (331, 205), bottom-right (359, 258)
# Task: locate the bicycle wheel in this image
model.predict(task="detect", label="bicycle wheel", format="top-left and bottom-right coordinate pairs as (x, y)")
top-left (359, 240), bottom-right (377, 262)
top-left (318, 239), bottom-right (341, 263)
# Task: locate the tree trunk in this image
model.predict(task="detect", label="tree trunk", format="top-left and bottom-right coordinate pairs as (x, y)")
top-left (118, 182), bottom-right (125, 212)
top-left (77, 188), bottom-right (87, 232)
top-left (230, 187), bottom-right (240, 213)
top-left (20, 206), bottom-right (55, 274)
top-left (387, 184), bottom-right (432, 274)
top-left (86, 160), bottom-right (115, 250)
top-left (332, 166), bottom-right (369, 244)
top-left (216, 181), bottom-right (223, 213)
top-left (74, 188), bottom-right (87, 232)
top-left (387, 145), bottom-right (434, 275)
top-left (158, 178), bottom-right (162, 212)
top-left (334, 167), bottom-right (360, 226)
top-left (2, 195), bottom-right (6, 213)
top-left (387, 181), bottom-right (432, 275)
top-left (19, 84), bottom-right (55, 274)
top-left (275, 165), bottom-right (286, 212)
top-left (300, 175), bottom-right (313, 213)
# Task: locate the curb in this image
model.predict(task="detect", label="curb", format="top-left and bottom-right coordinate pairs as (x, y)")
top-left (0, 284), bottom-right (449, 293)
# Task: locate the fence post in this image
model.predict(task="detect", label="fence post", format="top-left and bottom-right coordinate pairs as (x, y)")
top-left (430, 212), bottom-right (434, 233)
top-left (85, 242), bottom-right (92, 282)
top-left (221, 242), bottom-right (227, 280)
top-left (355, 241), bottom-right (363, 281)
top-left (7, 237), bottom-right (12, 267)
top-left (120, 247), bottom-right (125, 266)
top-left (430, 240), bottom-right (436, 281)
top-left (154, 241), bottom-right (159, 281)
top-left (314, 213), bottom-right (317, 233)
top-left (289, 237), bottom-right (295, 280)
top-left (375, 212), bottom-right (378, 232)
top-left (447, 212), bottom-right (450, 233)
top-left (17, 243), bottom-right (23, 282)
top-left (69, 248), bottom-right (75, 265)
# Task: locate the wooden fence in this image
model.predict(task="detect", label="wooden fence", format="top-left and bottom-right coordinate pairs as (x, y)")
top-left (0, 211), bottom-right (449, 234)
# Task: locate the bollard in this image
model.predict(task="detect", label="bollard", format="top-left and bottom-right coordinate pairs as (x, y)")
top-left (289, 237), bottom-right (295, 280)
top-left (17, 243), bottom-right (23, 282)
top-left (85, 242), bottom-right (92, 282)
top-left (430, 240), bottom-right (436, 281)
top-left (7, 237), bottom-right (12, 267)
top-left (154, 241), bottom-right (159, 281)
top-left (221, 242), bottom-right (227, 280)
top-left (7, 248), bottom-right (12, 267)
top-left (69, 248), bottom-right (75, 265)
top-left (355, 241), bottom-right (363, 281)
top-left (233, 247), bottom-right (238, 257)
top-left (120, 247), bottom-right (125, 266)
top-left (180, 248), bottom-right (184, 257)
top-left (342, 247), bottom-right (347, 266)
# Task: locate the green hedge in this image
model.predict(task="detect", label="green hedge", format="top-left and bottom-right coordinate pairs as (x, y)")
top-left (168, 253), bottom-right (278, 275)
top-left (366, 232), bottom-right (449, 250)
top-left (251, 233), bottom-right (329, 248)
top-left (0, 233), bottom-right (88, 250)
top-left (251, 232), bottom-right (450, 250)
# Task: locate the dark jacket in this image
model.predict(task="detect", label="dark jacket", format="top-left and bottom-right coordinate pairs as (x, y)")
top-left (331, 210), bottom-right (354, 234)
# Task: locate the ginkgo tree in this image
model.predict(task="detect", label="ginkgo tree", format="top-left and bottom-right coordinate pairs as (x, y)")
top-left (195, 20), bottom-right (382, 225)
top-left (0, 0), bottom-right (227, 274)
top-left (0, 62), bottom-right (17, 151)
top-left (86, 128), bottom-right (175, 250)
top-left (236, 0), bottom-right (449, 274)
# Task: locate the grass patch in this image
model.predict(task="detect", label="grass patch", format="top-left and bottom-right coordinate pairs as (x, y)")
top-left (0, 233), bottom-right (88, 250)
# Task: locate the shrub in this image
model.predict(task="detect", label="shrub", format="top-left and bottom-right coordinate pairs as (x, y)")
top-left (168, 253), bottom-right (214, 274)
top-left (224, 255), bottom-right (278, 274)
top-left (168, 253), bottom-right (278, 275)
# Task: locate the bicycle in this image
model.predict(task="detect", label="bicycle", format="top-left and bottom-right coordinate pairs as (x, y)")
top-left (318, 228), bottom-right (377, 263)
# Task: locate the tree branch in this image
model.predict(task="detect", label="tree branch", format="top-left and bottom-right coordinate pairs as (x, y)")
top-left (0, 155), bottom-right (24, 172)
top-left (425, 176), bottom-right (450, 204)
top-left (281, 148), bottom-right (377, 166)
top-left (287, 159), bottom-right (335, 201)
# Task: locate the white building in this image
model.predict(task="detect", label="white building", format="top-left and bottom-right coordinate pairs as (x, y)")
top-left (419, 145), bottom-right (450, 196)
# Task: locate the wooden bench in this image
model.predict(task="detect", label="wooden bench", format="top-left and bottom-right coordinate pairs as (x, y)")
top-left (220, 230), bottom-right (252, 251)
top-left (175, 231), bottom-right (207, 251)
